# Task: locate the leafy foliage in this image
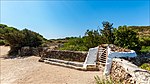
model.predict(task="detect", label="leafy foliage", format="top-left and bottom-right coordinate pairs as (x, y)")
top-left (0, 40), bottom-right (5, 45)
top-left (60, 21), bottom-right (115, 51)
top-left (60, 22), bottom-right (145, 52)
top-left (60, 37), bottom-right (88, 51)
top-left (0, 24), bottom-right (46, 55)
top-left (128, 26), bottom-right (150, 52)
top-left (114, 26), bottom-right (141, 51)
top-left (140, 37), bottom-right (150, 46)
top-left (21, 29), bottom-right (43, 47)
top-left (140, 63), bottom-right (150, 71)
top-left (0, 24), bottom-right (7, 28)
top-left (140, 46), bottom-right (150, 53)
top-left (83, 29), bottom-right (102, 49)
top-left (100, 21), bottom-right (114, 44)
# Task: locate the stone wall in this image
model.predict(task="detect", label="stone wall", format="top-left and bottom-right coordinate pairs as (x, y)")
top-left (19, 47), bottom-right (40, 56)
top-left (18, 47), bottom-right (87, 62)
top-left (110, 58), bottom-right (150, 84)
top-left (42, 49), bottom-right (87, 62)
top-left (127, 56), bottom-right (150, 66)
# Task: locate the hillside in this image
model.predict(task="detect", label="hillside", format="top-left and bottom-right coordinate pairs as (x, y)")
top-left (128, 26), bottom-right (150, 38)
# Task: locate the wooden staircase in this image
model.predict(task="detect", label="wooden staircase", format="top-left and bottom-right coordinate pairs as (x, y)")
top-left (97, 46), bottom-right (108, 71)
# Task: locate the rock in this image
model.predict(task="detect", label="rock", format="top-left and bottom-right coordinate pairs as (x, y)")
top-left (110, 58), bottom-right (150, 84)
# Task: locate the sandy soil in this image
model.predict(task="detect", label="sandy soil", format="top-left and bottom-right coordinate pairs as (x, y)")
top-left (0, 46), bottom-right (101, 84)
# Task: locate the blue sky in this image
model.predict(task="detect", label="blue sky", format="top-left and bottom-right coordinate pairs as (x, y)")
top-left (1, 0), bottom-right (150, 39)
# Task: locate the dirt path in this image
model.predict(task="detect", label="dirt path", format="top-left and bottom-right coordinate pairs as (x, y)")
top-left (0, 46), bottom-right (101, 84)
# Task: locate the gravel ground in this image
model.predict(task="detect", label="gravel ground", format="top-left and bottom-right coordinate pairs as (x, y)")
top-left (0, 46), bottom-right (101, 84)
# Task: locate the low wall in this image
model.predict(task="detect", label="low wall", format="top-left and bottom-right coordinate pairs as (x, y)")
top-left (42, 49), bottom-right (87, 62)
top-left (18, 47), bottom-right (42, 56)
top-left (128, 56), bottom-right (150, 66)
top-left (18, 47), bottom-right (87, 62)
top-left (110, 58), bottom-right (150, 84)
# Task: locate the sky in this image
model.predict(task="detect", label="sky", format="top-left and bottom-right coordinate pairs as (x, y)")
top-left (0, 0), bottom-right (150, 39)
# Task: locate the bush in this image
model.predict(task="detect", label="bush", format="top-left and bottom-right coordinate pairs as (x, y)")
top-left (140, 63), bottom-right (150, 71)
top-left (21, 29), bottom-right (43, 47)
top-left (140, 46), bottom-right (150, 53)
top-left (0, 40), bottom-right (5, 45)
top-left (83, 29), bottom-right (102, 49)
top-left (4, 28), bottom-right (44, 55)
top-left (140, 37), bottom-right (150, 46)
top-left (59, 37), bottom-right (88, 51)
top-left (114, 26), bottom-right (141, 51)
top-left (59, 29), bottom-right (103, 51)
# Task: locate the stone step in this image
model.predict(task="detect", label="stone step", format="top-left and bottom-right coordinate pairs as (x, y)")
top-left (100, 56), bottom-right (107, 59)
top-left (100, 63), bottom-right (106, 66)
top-left (44, 58), bottom-right (83, 67)
top-left (100, 57), bottom-right (106, 59)
top-left (101, 52), bottom-right (106, 54)
top-left (99, 61), bottom-right (106, 63)
top-left (98, 50), bottom-right (104, 51)
top-left (99, 59), bottom-right (106, 61)
top-left (44, 60), bottom-right (86, 71)
top-left (100, 56), bottom-right (106, 58)
top-left (101, 54), bottom-right (107, 56)
top-left (86, 65), bottom-right (99, 71)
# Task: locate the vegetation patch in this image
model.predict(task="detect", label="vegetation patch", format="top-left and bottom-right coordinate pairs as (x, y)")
top-left (0, 24), bottom-right (47, 56)
top-left (59, 22), bottom-right (143, 52)
top-left (94, 76), bottom-right (122, 84)
top-left (140, 63), bottom-right (150, 71)
top-left (140, 46), bottom-right (150, 53)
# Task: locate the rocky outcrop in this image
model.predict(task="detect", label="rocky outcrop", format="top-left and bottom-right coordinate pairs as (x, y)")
top-left (110, 58), bottom-right (150, 84)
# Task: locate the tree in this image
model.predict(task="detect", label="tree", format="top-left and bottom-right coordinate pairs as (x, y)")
top-left (100, 21), bottom-right (114, 44)
top-left (3, 28), bottom-right (44, 55)
top-left (4, 29), bottom-right (25, 55)
top-left (114, 25), bottom-right (141, 51)
top-left (0, 24), bottom-right (7, 28)
top-left (83, 29), bottom-right (102, 49)
top-left (22, 29), bottom-right (43, 47)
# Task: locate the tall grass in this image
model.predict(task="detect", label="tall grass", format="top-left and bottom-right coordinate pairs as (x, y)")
top-left (94, 76), bottom-right (123, 84)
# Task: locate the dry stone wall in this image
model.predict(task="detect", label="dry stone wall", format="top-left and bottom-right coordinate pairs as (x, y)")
top-left (19, 47), bottom-right (87, 62)
top-left (42, 49), bottom-right (87, 62)
top-left (19, 47), bottom-right (39, 56)
top-left (110, 58), bottom-right (150, 84)
top-left (128, 56), bottom-right (150, 66)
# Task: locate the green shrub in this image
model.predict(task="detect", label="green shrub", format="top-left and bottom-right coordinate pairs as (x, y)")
top-left (59, 37), bottom-right (88, 51)
top-left (4, 28), bottom-right (44, 55)
top-left (4, 41), bottom-right (10, 46)
top-left (140, 63), bottom-right (150, 71)
top-left (0, 40), bottom-right (5, 45)
top-left (140, 37), bottom-right (150, 46)
top-left (21, 29), bottom-right (43, 47)
top-left (114, 25), bottom-right (141, 51)
top-left (140, 46), bottom-right (150, 53)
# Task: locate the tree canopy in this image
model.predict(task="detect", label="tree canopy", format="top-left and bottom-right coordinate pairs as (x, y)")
top-left (0, 24), bottom-right (46, 55)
